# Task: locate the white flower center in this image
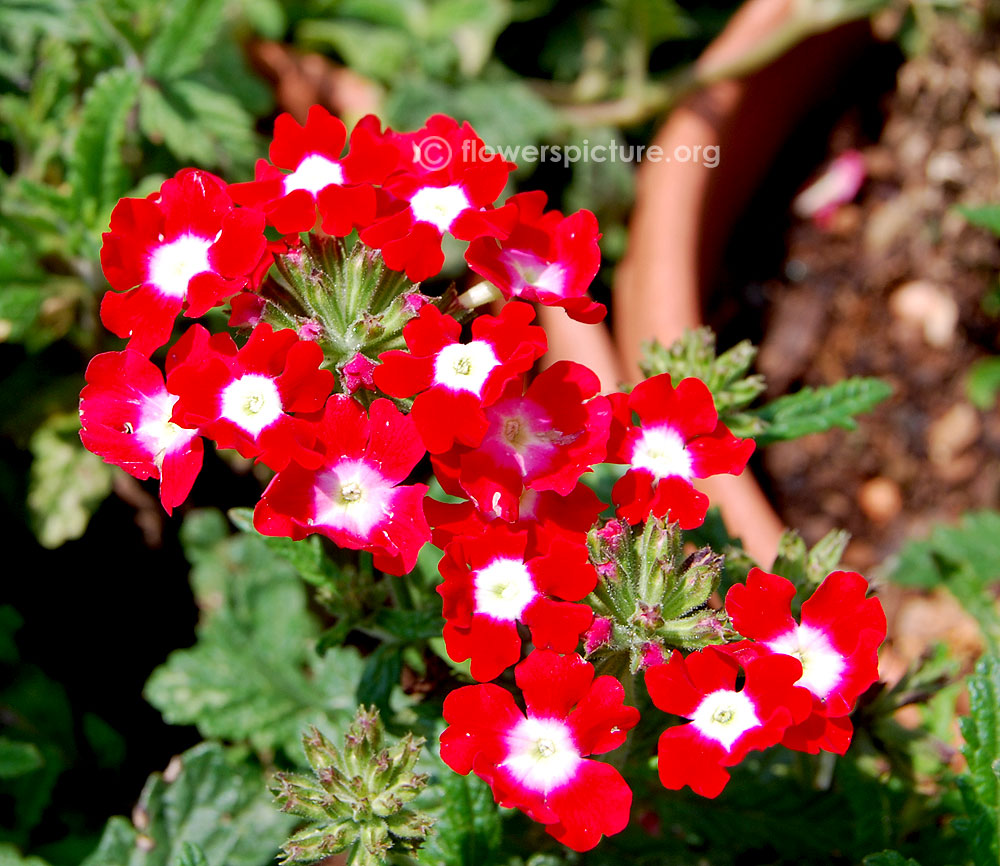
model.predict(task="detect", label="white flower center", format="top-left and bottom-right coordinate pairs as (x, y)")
top-left (630, 426), bottom-right (693, 480)
top-left (766, 624), bottom-right (846, 700)
top-left (283, 154), bottom-right (345, 196)
top-left (473, 557), bottom-right (536, 621)
top-left (220, 375), bottom-right (284, 437)
top-left (504, 249), bottom-right (567, 298)
top-left (690, 689), bottom-right (762, 752)
top-left (409, 184), bottom-right (470, 232)
top-left (135, 391), bottom-right (197, 469)
top-left (433, 341), bottom-right (500, 394)
top-left (313, 459), bottom-right (392, 536)
top-left (146, 233), bottom-right (213, 299)
top-left (502, 716), bottom-right (581, 793)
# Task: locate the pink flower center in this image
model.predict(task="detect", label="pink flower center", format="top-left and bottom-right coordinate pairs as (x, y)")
top-left (503, 249), bottom-right (567, 298)
top-left (313, 459), bottom-right (393, 536)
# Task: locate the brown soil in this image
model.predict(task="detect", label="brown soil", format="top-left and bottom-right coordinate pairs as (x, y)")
top-left (754, 16), bottom-right (1000, 576)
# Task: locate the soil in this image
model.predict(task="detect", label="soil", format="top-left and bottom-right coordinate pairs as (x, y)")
top-left (728, 15), bottom-right (1000, 676)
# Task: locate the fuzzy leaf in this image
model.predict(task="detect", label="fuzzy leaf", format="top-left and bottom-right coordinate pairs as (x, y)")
top-left (753, 377), bottom-right (892, 445)
top-left (957, 204), bottom-right (1000, 236)
top-left (68, 67), bottom-right (141, 226)
top-left (0, 844), bottom-right (52, 866)
top-left (416, 769), bottom-right (501, 866)
top-left (0, 739), bottom-right (44, 780)
top-left (27, 413), bottom-right (114, 549)
top-left (890, 511), bottom-right (1000, 641)
top-left (862, 853), bottom-right (922, 866)
top-left (954, 653), bottom-right (1000, 865)
top-left (145, 513), bottom-right (365, 760)
top-left (80, 743), bottom-right (294, 866)
top-left (966, 357), bottom-right (1000, 410)
top-left (144, 0), bottom-right (226, 81)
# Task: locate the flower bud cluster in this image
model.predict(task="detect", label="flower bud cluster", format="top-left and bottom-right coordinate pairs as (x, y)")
top-left (273, 708), bottom-right (432, 866)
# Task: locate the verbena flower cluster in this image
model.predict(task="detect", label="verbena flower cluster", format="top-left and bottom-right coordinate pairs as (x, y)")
top-left (79, 107), bottom-right (887, 852)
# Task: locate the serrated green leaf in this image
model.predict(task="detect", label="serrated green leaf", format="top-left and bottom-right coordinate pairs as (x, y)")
top-left (145, 516), bottom-right (365, 760)
top-left (957, 204), bottom-right (1000, 236)
top-left (966, 357), bottom-right (1000, 410)
top-left (416, 767), bottom-right (502, 866)
top-left (753, 377), bottom-right (892, 445)
top-left (0, 739), bottom-right (44, 779)
top-left (139, 79), bottom-right (258, 175)
top-left (889, 510), bottom-right (1000, 641)
top-left (68, 67), bottom-right (141, 226)
top-left (373, 608), bottom-right (445, 641)
top-left (954, 653), bottom-right (1000, 865)
top-left (144, 0), bottom-right (226, 80)
top-left (27, 413), bottom-right (114, 548)
top-left (80, 743), bottom-right (294, 866)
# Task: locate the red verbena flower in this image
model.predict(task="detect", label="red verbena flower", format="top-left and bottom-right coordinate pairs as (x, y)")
top-left (465, 190), bottom-right (605, 323)
top-left (607, 375), bottom-right (754, 529)
top-left (167, 323), bottom-right (334, 472)
top-left (374, 301), bottom-right (546, 453)
top-left (645, 646), bottom-right (812, 798)
top-left (100, 169), bottom-right (267, 356)
top-left (437, 525), bottom-right (597, 681)
top-left (79, 349), bottom-right (202, 514)
top-left (253, 395), bottom-right (430, 575)
top-left (431, 361), bottom-right (611, 522)
top-left (360, 115), bottom-right (516, 282)
top-left (724, 568), bottom-right (887, 754)
top-left (440, 649), bottom-right (639, 851)
top-left (424, 481), bottom-right (604, 550)
top-left (229, 108), bottom-right (397, 236)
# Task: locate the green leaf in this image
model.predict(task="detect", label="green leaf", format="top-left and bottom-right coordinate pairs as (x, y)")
top-left (27, 413), bottom-right (114, 549)
top-left (753, 377), bottom-right (892, 445)
top-left (139, 79), bottom-right (258, 175)
top-left (890, 510), bottom-right (1000, 641)
top-left (171, 843), bottom-right (208, 866)
top-left (416, 768), bottom-right (502, 866)
top-left (0, 843), bottom-right (52, 866)
top-left (144, 0), bottom-right (226, 81)
top-left (373, 608), bottom-right (445, 642)
top-left (966, 357), bottom-right (1000, 410)
top-left (957, 204), bottom-right (1000, 236)
top-left (862, 853), bottom-right (922, 866)
top-left (0, 605), bottom-right (23, 664)
top-left (68, 67), bottom-right (141, 226)
top-left (0, 739), bottom-right (43, 779)
top-left (955, 653), bottom-right (1000, 865)
top-left (0, 286), bottom-right (45, 344)
top-left (357, 643), bottom-right (403, 716)
top-left (227, 507), bottom-right (342, 589)
top-left (145, 514), bottom-right (365, 760)
top-left (296, 19), bottom-right (412, 82)
top-left (80, 743), bottom-right (294, 866)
